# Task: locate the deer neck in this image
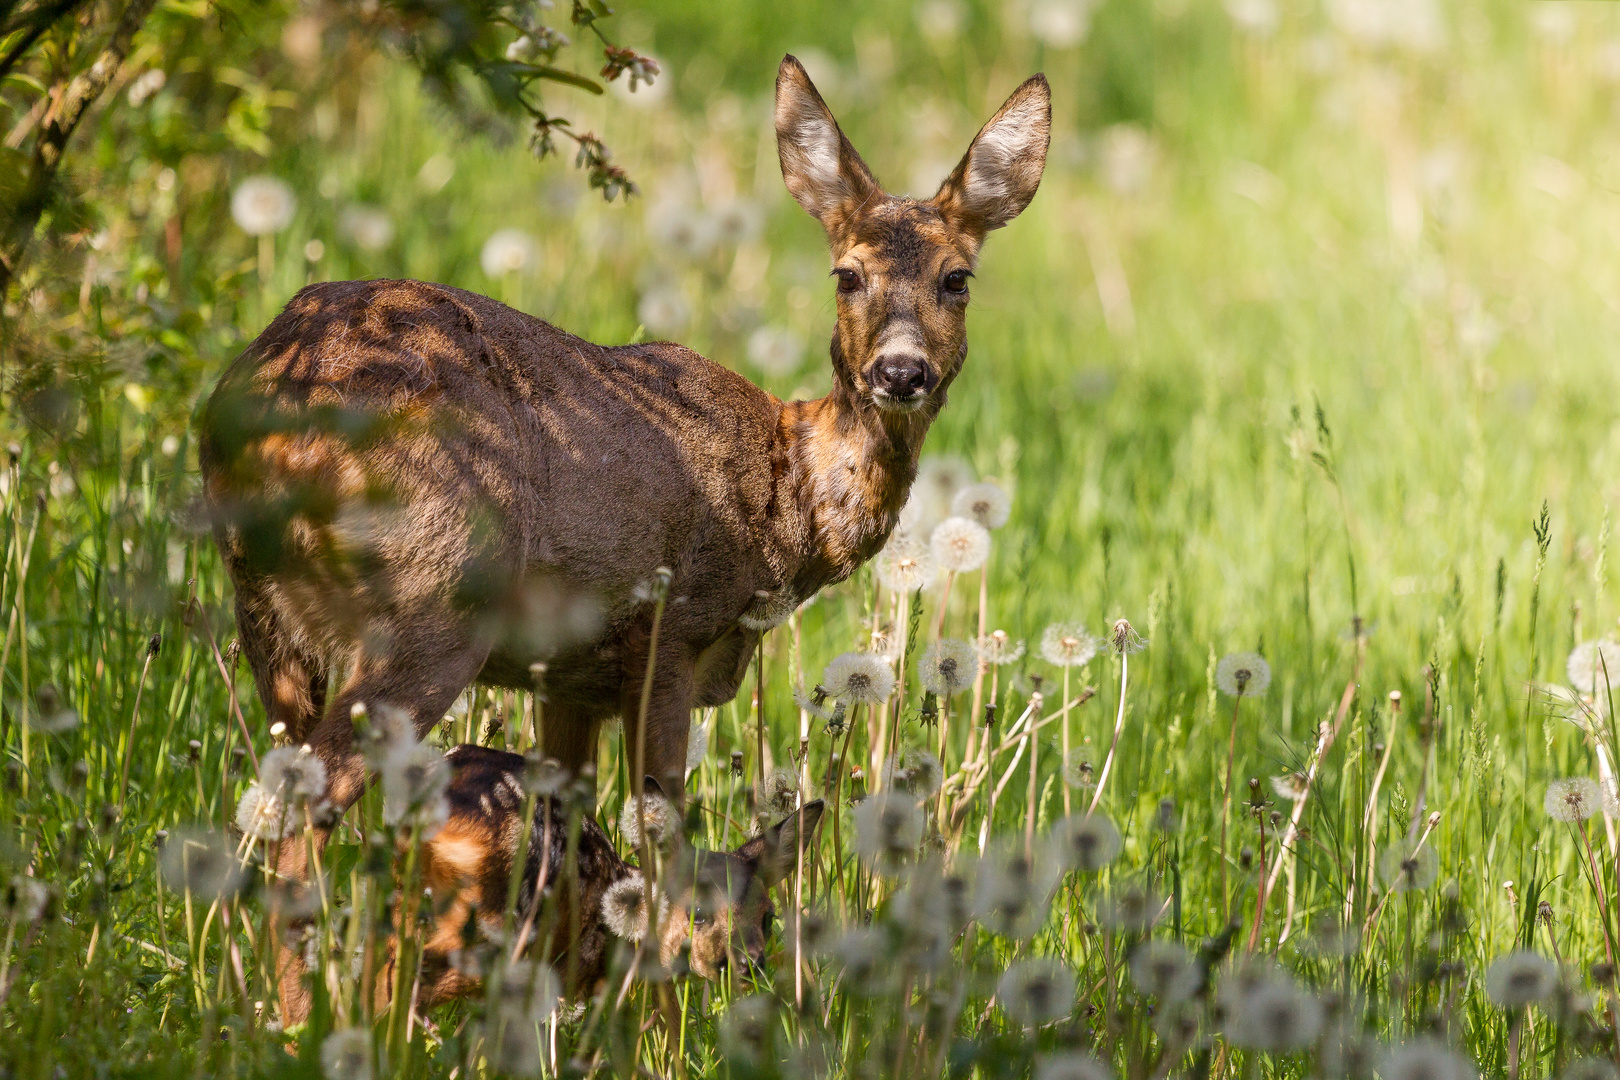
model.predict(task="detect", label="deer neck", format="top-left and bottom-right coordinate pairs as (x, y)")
top-left (780, 356), bottom-right (939, 588)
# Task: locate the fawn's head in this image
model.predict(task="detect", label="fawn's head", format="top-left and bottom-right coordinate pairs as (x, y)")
top-left (643, 796), bottom-right (825, 979)
top-left (775, 56), bottom-right (1050, 418)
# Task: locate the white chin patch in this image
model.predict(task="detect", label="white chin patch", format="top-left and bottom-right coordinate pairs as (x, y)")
top-left (871, 390), bottom-right (927, 413)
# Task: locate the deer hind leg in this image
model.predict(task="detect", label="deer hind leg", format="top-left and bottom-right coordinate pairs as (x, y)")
top-left (272, 613), bottom-right (494, 1026)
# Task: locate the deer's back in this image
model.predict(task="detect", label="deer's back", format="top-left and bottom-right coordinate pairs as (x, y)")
top-left (202, 279), bottom-right (797, 684)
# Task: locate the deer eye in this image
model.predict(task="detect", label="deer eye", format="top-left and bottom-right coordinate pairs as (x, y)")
top-left (942, 269), bottom-right (970, 294)
top-left (835, 268), bottom-right (861, 293)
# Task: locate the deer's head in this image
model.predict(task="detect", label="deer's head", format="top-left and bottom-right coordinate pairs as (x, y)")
top-left (640, 798), bottom-right (825, 978)
top-left (775, 56), bottom-right (1050, 419)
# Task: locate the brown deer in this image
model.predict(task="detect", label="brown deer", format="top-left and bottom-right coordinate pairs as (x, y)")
top-left (411, 746), bottom-right (824, 1006)
top-left (200, 56), bottom-right (1048, 1018)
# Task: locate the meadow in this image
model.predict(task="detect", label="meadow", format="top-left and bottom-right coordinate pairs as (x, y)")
top-left (6, 0), bottom-right (1620, 1076)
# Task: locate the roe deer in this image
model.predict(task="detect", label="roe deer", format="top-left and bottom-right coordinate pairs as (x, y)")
top-left (200, 56), bottom-right (1047, 1019)
top-left (411, 746), bottom-right (824, 1006)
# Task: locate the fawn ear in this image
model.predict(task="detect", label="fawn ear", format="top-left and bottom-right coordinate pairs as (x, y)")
top-left (735, 800), bottom-right (826, 888)
top-left (933, 74), bottom-right (1051, 241)
top-left (775, 56), bottom-right (881, 235)
top-left (643, 775), bottom-right (667, 800)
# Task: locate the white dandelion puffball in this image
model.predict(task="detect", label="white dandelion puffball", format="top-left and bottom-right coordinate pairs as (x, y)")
top-left (480, 228), bottom-right (536, 277)
top-left (978, 630), bottom-right (1026, 666)
top-left (822, 652), bottom-right (896, 705)
top-left (882, 747), bottom-right (943, 797)
top-left (1048, 813), bottom-right (1122, 872)
top-left (746, 325), bottom-right (806, 377)
top-left (1225, 976), bottom-right (1324, 1051)
top-left (619, 792), bottom-right (679, 851)
top-left (997, 957), bottom-right (1076, 1026)
top-left (913, 455), bottom-right (974, 528)
top-left (1041, 623), bottom-right (1100, 668)
top-left (3, 875), bottom-right (48, 924)
top-left (1216, 652), bottom-right (1271, 697)
top-left (1568, 640), bottom-right (1620, 695)
top-left (875, 534), bottom-right (935, 594)
top-left (1129, 940), bottom-right (1201, 1004)
top-left (685, 715), bottom-right (710, 777)
top-left (1378, 843), bottom-right (1439, 892)
top-left (381, 740), bottom-right (451, 834)
top-left (320, 1028), bottom-right (373, 1080)
top-left (340, 205), bottom-right (395, 251)
top-left (230, 175), bottom-right (296, 235)
top-left (1028, 0), bottom-right (1092, 47)
top-left (758, 767), bottom-right (802, 814)
top-left (952, 480), bottom-right (1011, 529)
top-left (1484, 950), bottom-right (1561, 1008)
top-left (637, 285), bottom-right (689, 335)
top-left (235, 783), bottom-right (298, 841)
top-left (1271, 772), bottom-right (1309, 802)
top-left (1379, 1038), bottom-right (1478, 1080)
top-left (854, 792), bottom-right (925, 870)
top-left (710, 198), bottom-right (764, 247)
top-left (646, 201), bottom-right (716, 260)
top-left (259, 745), bottom-right (327, 802)
top-left (601, 872), bottom-right (668, 941)
top-left (930, 516), bottom-right (991, 573)
top-left (499, 958), bottom-right (562, 1024)
top-left (159, 829), bottom-right (244, 901)
top-left (1545, 777), bottom-right (1604, 823)
top-left (918, 638), bottom-right (977, 697)
top-left (1035, 1052), bottom-right (1112, 1080)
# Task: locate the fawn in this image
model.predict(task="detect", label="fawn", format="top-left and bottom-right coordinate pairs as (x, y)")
top-left (409, 746), bottom-right (825, 1007)
top-left (201, 56), bottom-right (1047, 1019)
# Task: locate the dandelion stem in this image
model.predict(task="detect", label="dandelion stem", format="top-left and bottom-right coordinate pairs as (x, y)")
top-left (1220, 690), bottom-right (1243, 918)
top-left (1060, 666), bottom-right (1073, 817)
top-left (1086, 651), bottom-right (1130, 818)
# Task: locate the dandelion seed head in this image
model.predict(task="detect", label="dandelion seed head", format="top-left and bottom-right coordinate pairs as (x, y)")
top-left (382, 740), bottom-right (451, 837)
top-left (952, 480), bottom-right (1012, 530)
top-left (320, 1028), bottom-right (373, 1080)
top-left (853, 793), bottom-right (924, 872)
top-left (882, 747), bottom-right (943, 797)
top-left (619, 791), bottom-right (680, 851)
top-left (1545, 777), bottom-right (1604, 823)
top-left (874, 534), bottom-right (935, 594)
top-left (1224, 976), bottom-right (1323, 1050)
top-left (1485, 950), bottom-right (1561, 1008)
top-left (159, 828), bottom-right (244, 900)
top-left (971, 841), bottom-right (1061, 939)
top-left (1034, 1051), bottom-right (1113, 1080)
top-left (1048, 813), bottom-right (1121, 871)
top-left (919, 638), bottom-right (977, 697)
top-left (231, 176), bottom-right (296, 235)
top-left (997, 957), bottom-right (1075, 1026)
top-left (521, 754), bottom-right (570, 797)
top-left (480, 228), bottom-right (536, 277)
top-left (1377, 842), bottom-right (1440, 892)
top-left (930, 516), bottom-right (991, 573)
top-left (1378, 1038), bottom-right (1478, 1080)
top-left (1097, 886), bottom-right (1161, 932)
top-left (1041, 623), bottom-right (1100, 668)
top-left (259, 745), bottom-right (327, 803)
top-left (602, 872), bottom-right (668, 941)
top-left (1561, 1060), bottom-right (1620, 1080)
top-left (1110, 619), bottom-right (1147, 655)
top-left (2, 874), bottom-right (47, 923)
top-left (913, 455), bottom-right (975, 531)
top-left (1216, 652), bottom-right (1272, 698)
top-left (1060, 750), bottom-right (1095, 791)
top-left (1271, 772), bottom-right (1309, 801)
top-left (759, 768), bottom-right (802, 814)
top-left (977, 630), bottom-right (1026, 666)
top-left (1568, 640), bottom-right (1620, 695)
top-left (1130, 940), bottom-right (1202, 1003)
top-left (235, 783), bottom-right (298, 841)
top-left (822, 652), bottom-right (896, 705)
top-left (498, 958), bottom-right (561, 1024)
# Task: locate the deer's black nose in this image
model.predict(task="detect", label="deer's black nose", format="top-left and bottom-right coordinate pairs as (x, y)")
top-left (871, 356), bottom-right (930, 400)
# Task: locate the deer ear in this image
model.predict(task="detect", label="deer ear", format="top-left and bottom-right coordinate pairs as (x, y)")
top-left (735, 800), bottom-right (826, 888)
top-left (643, 775), bottom-right (667, 800)
top-left (933, 74), bottom-right (1051, 240)
top-left (775, 56), bottom-right (880, 233)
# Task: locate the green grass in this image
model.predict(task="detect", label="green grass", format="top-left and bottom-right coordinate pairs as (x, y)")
top-left (7, 0), bottom-right (1620, 1075)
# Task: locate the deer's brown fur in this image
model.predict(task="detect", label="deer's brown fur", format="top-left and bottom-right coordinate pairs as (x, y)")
top-left (201, 56), bottom-right (1047, 1022)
